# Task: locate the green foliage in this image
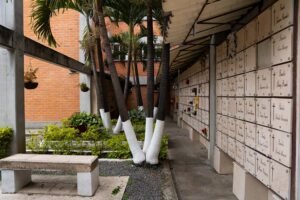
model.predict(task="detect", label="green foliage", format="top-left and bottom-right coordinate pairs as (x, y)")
top-left (82, 125), bottom-right (111, 141)
top-left (112, 186), bottom-right (121, 195)
top-left (111, 119), bottom-right (118, 126)
top-left (63, 112), bottom-right (102, 132)
top-left (128, 109), bottom-right (145, 122)
top-left (43, 125), bottom-right (78, 141)
top-left (105, 134), bottom-right (131, 159)
top-left (159, 135), bottom-right (168, 160)
top-left (0, 127), bottom-right (13, 158)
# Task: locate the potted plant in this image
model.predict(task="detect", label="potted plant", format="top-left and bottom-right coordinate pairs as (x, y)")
top-left (80, 83), bottom-right (89, 92)
top-left (24, 65), bottom-right (39, 89)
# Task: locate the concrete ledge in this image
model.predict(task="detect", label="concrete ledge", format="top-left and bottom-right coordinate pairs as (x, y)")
top-left (233, 162), bottom-right (268, 200)
top-left (214, 146), bottom-right (233, 174)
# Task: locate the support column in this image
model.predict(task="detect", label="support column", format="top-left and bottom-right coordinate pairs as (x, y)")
top-left (79, 14), bottom-right (91, 113)
top-left (209, 35), bottom-right (216, 165)
top-left (0, 0), bottom-right (25, 154)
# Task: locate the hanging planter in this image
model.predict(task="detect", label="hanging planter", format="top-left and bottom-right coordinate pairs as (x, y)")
top-left (80, 83), bottom-right (90, 92)
top-left (24, 82), bottom-right (39, 89)
top-left (24, 64), bottom-right (39, 90)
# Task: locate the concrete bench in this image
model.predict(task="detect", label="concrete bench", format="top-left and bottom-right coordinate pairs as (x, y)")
top-left (0, 154), bottom-right (99, 196)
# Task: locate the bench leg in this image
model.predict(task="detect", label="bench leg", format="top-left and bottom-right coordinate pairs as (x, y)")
top-left (1, 170), bottom-right (31, 193)
top-left (77, 165), bottom-right (99, 196)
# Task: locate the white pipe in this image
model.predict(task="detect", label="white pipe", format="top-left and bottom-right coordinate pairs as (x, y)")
top-left (104, 112), bottom-right (112, 130)
top-left (143, 117), bottom-right (154, 153)
top-left (122, 120), bottom-right (145, 164)
top-left (146, 120), bottom-right (165, 165)
top-left (113, 116), bottom-right (122, 134)
top-left (153, 107), bottom-right (158, 120)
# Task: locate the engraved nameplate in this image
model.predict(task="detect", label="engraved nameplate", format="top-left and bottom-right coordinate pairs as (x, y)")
top-left (271, 129), bottom-right (292, 167)
top-left (272, 0), bottom-right (293, 33)
top-left (236, 98), bottom-right (245, 120)
top-left (256, 153), bottom-right (270, 187)
top-left (236, 51), bottom-right (245, 74)
top-left (221, 133), bottom-right (228, 153)
top-left (245, 45), bottom-right (257, 72)
top-left (236, 119), bottom-right (245, 143)
top-left (228, 77), bottom-right (236, 97)
top-left (216, 62), bottom-right (222, 79)
top-left (228, 137), bottom-right (236, 159)
top-left (271, 98), bottom-right (292, 132)
top-left (245, 72), bottom-right (256, 96)
top-left (222, 78), bottom-right (229, 96)
top-left (256, 125), bottom-right (271, 156)
top-left (245, 122), bottom-right (256, 148)
top-left (272, 62), bottom-right (293, 97)
top-left (216, 131), bottom-right (222, 147)
top-left (245, 98), bottom-right (256, 123)
top-left (256, 98), bottom-right (271, 126)
top-left (228, 57), bottom-right (236, 77)
top-left (236, 74), bottom-right (245, 97)
top-left (222, 116), bottom-right (229, 135)
top-left (222, 97), bottom-right (228, 116)
top-left (245, 146), bottom-right (257, 176)
top-left (270, 160), bottom-right (291, 200)
top-left (222, 60), bottom-right (228, 78)
top-left (228, 117), bottom-right (236, 139)
top-left (271, 27), bottom-right (293, 65)
top-left (236, 141), bottom-right (245, 166)
top-left (228, 98), bottom-right (237, 118)
top-left (217, 97), bottom-right (222, 114)
top-left (216, 80), bottom-right (222, 96)
top-left (257, 68), bottom-right (272, 96)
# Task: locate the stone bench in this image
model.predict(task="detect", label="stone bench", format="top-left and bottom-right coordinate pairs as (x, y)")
top-left (0, 154), bottom-right (99, 196)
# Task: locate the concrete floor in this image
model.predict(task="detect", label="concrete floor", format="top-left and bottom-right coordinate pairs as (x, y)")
top-left (166, 119), bottom-right (237, 200)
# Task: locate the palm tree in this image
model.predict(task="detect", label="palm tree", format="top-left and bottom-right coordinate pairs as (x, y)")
top-left (104, 0), bottom-right (147, 133)
top-left (30, 0), bottom-right (113, 130)
top-left (96, 0), bottom-right (145, 164)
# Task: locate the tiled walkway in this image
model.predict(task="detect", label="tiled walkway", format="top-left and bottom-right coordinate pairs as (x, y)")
top-left (165, 119), bottom-right (237, 200)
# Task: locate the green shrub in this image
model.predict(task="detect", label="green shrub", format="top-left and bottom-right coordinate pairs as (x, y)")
top-left (105, 134), bottom-right (131, 159)
top-left (43, 125), bottom-right (78, 141)
top-left (82, 125), bottom-right (111, 141)
top-left (0, 127), bottom-right (13, 158)
top-left (63, 112), bottom-right (102, 132)
top-left (128, 109), bottom-right (145, 122)
top-left (159, 135), bottom-right (168, 160)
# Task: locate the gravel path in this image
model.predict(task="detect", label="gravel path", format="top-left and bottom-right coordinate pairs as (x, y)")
top-left (99, 161), bottom-right (164, 200)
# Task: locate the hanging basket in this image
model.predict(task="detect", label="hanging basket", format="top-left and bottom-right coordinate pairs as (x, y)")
top-left (24, 81), bottom-right (38, 90)
top-left (80, 83), bottom-right (90, 92)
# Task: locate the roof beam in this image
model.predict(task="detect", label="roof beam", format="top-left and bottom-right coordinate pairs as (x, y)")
top-left (0, 25), bottom-right (91, 75)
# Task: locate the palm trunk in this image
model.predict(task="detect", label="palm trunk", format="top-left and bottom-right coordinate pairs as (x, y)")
top-left (146, 43), bottom-right (170, 164)
top-left (113, 25), bottom-right (133, 134)
top-left (97, 0), bottom-right (144, 164)
top-left (143, 0), bottom-right (155, 153)
top-left (134, 51), bottom-right (143, 110)
top-left (95, 23), bottom-right (112, 130)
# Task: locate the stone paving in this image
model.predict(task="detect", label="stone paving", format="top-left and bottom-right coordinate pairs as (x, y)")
top-left (165, 119), bottom-right (237, 200)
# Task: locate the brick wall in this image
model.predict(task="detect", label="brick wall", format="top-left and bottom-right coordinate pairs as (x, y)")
top-left (24, 0), bottom-right (80, 122)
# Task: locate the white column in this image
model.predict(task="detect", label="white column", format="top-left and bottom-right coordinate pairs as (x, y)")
top-left (79, 14), bottom-right (91, 113)
top-left (77, 165), bottom-right (99, 196)
top-left (0, 0), bottom-right (25, 154)
top-left (1, 170), bottom-right (31, 193)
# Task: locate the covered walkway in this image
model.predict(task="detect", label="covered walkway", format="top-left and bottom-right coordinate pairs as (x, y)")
top-left (166, 119), bottom-right (236, 200)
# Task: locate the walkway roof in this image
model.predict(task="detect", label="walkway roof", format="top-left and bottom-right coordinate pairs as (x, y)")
top-left (163, 0), bottom-right (261, 78)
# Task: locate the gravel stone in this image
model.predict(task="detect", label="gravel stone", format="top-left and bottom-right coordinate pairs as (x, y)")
top-left (99, 161), bottom-right (163, 200)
